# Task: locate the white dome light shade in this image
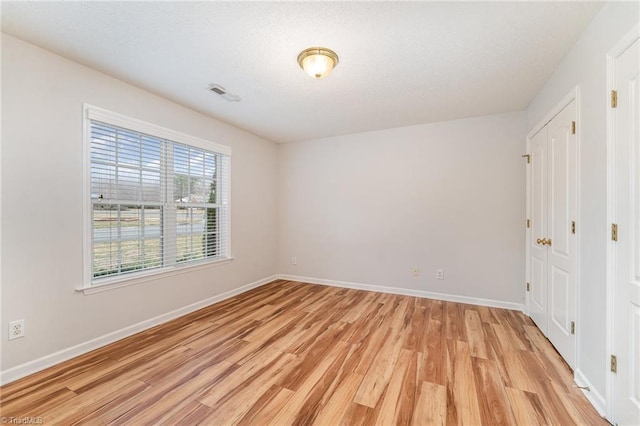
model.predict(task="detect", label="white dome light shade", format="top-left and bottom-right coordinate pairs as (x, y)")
top-left (297, 47), bottom-right (339, 79)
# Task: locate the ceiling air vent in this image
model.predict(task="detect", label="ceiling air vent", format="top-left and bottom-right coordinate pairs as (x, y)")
top-left (210, 85), bottom-right (226, 95)
top-left (208, 84), bottom-right (241, 102)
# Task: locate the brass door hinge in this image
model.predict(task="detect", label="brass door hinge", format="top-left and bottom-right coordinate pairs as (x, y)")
top-left (522, 154), bottom-right (530, 164)
top-left (570, 321), bottom-right (575, 335)
top-left (612, 223), bottom-right (618, 241)
top-left (611, 355), bottom-right (617, 373)
top-left (611, 90), bottom-right (618, 108)
top-left (526, 282), bottom-right (530, 292)
top-left (571, 121), bottom-right (576, 135)
top-left (571, 221), bottom-right (576, 234)
top-left (526, 219), bottom-right (531, 228)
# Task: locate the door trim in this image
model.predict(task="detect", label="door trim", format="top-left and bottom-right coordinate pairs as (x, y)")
top-left (525, 86), bottom-right (580, 366)
top-left (605, 23), bottom-right (640, 423)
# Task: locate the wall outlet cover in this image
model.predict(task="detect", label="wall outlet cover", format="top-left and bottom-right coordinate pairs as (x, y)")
top-left (9, 319), bottom-right (25, 340)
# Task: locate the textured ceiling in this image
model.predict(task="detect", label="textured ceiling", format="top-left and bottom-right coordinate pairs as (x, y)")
top-left (1, 1), bottom-right (603, 143)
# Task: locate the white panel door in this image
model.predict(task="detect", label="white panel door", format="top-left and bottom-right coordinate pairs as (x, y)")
top-left (526, 98), bottom-right (577, 368)
top-left (528, 127), bottom-right (549, 334)
top-left (546, 100), bottom-right (577, 367)
top-left (612, 36), bottom-right (640, 426)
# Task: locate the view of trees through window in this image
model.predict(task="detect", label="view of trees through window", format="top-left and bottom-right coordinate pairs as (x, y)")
top-left (91, 120), bottom-right (226, 280)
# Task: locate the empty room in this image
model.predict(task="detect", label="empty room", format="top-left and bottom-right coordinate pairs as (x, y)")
top-left (1, 1), bottom-right (639, 425)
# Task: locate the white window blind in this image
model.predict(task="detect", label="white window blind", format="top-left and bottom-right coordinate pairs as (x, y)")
top-left (86, 107), bottom-right (230, 285)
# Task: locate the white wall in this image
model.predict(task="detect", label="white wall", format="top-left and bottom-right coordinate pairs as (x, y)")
top-left (278, 112), bottom-right (526, 305)
top-left (526, 1), bottom-right (639, 408)
top-left (0, 35), bottom-right (278, 373)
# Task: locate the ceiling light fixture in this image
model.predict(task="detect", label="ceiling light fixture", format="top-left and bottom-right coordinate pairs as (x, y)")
top-left (297, 47), bottom-right (339, 79)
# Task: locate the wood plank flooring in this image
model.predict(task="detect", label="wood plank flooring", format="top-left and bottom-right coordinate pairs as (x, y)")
top-left (0, 280), bottom-right (607, 425)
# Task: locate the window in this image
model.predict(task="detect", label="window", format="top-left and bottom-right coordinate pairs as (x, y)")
top-left (84, 105), bottom-right (231, 288)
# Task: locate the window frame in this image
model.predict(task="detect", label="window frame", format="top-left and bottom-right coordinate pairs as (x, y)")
top-left (81, 104), bottom-right (232, 294)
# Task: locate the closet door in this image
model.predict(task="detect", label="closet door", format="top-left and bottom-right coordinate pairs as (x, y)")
top-left (546, 100), bottom-right (577, 367)
top-left (528, 127), bottom-right (549, 334)
top-left (526, 98), bottom-right (577, 367)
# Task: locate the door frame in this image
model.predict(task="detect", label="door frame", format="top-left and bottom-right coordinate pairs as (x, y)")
top-left (606, 23), bottom-right (640, 424)
top-left (525, 86), bottom-right (581, 363)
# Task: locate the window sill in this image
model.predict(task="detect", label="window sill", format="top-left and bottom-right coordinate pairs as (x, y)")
top-left (76, 257), bottom-right (235, 295)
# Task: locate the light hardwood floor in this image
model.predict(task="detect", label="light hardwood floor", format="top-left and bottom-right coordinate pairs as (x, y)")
top-left (0, 280), bottom-right (607, 425)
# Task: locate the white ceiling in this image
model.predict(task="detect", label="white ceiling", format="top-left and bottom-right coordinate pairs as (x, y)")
top-left (1, 1), bottom-right (603, 143)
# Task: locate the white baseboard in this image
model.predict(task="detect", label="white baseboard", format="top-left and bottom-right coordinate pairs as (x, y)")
top-left (0, 275), bottom-right (278, 386)
top-left (574, 369), bottom-right (607, 417)
top-left (278, 274), bottom-right (524, 311)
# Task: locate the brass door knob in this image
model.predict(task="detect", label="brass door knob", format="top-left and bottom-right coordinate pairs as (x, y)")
top-left (536, 238), bottom-right (552, 246)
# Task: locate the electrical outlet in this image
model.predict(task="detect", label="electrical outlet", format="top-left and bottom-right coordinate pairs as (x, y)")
top-left (291, 256), bottom-right (297, 265)
top-left (9, 319), bottom-right (25, 340)
top-left (412, 267), bottom-right (419, 277)
top-left (436, 269), bottom-right (444, 280)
